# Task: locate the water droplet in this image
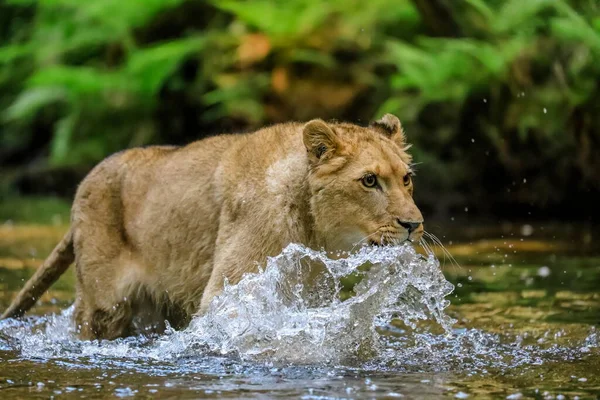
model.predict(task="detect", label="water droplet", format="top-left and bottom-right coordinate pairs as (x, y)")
top-left (520, 225), bottom-right (533, 236)
top-left (537, 266), bottom-right (551, 277)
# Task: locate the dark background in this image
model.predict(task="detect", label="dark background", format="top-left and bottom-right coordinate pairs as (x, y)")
top-left (1, 0), bottom-right (599, 223)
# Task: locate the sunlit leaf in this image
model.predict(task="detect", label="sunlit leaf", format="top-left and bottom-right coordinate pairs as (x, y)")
top-left (0, 44), bottom-right (31, 63)
top-left (125, 37), bottom-right (204, 95)
top-left (27, 66), bottom-right (125, 95)
top-left (3, 87), bottom-right (66, 121)
top-left (464, 0), bottom-right (494, 22)
top-left (213, 0), bottom-right (331, 41)
top-left (50, 114), bottom-right (77, 165)
top-left (493, 0), bottom-right (555, 33)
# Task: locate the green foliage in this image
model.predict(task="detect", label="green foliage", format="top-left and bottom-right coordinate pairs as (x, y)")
top-left (379, 0), bottom-right (600, 213)
top-left (0, 196), bottom-right (70, 224)
top-left (1, 0), bottom-right (202, 166)
top-left (0, 0), bottom-right (599, 215)
top-left (214, 0), bottom-right (332, 42)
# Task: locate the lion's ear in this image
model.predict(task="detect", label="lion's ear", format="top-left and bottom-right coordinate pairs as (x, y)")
top-left (371, 114), bottom-right (406, 147)
top-left (303, 119), bottom-right (339, 163)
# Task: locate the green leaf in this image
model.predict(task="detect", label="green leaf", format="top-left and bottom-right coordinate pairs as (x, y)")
top-left (50, 114), bottom-right (77, 165)
top-left (3, 87), bottom-right (66, 121)
top-left (464, 0), bottom-right (495, 23)
top-left (73, 0), bottom-right (186, 31)
top-left (289, 49), bottom-right (336, 68)
top-left (213, 0), bottom-right (331, 41)
top-left (5, 0), bottom-right (37, 4)
top-left (551, 3), bottom-right (600, 53)
top-left (493, 0), bottom-right (554, 33)
top-left (0, 44), bottom-right (31, 64)
top-left (27, 66), bottom-right (125, 95)
top-left (125, 37), bottom-right (204, 95)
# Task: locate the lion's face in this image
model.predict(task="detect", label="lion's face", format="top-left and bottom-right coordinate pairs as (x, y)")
top-left (304, 114), bottom-right (423, 252)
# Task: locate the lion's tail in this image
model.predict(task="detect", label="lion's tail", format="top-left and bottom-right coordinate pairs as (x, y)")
top-left (1, 228), bottom-right (74, 319)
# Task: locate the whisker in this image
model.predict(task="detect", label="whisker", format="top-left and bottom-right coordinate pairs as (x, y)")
top-left (409, 162), bottom-right (422, 174)
top-left (419, 237), bottom-right (434, 256)
top-left (426, 232), bottom-right (456, 262)
top-left (350, 231), bottom-right (380, 253)
top-left (424, 232), bottom-right (451, 261)
top-left (422, 232), bottom-right (442, 259)
top-left (424, 238), bottom-right (439, 259)
top-left (423, 231), bottom-right (461, 271)
top-left (431, 233), bottom-right (460, 271)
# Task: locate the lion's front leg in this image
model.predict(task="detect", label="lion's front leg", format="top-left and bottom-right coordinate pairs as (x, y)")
top-left (197, 250), bottom-right (261, 315)
top-left (197, 222), bottom-right (281, 315)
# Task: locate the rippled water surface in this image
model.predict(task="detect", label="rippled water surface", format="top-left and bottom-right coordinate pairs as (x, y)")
top-left (0, 223), bottom-right (598, 399)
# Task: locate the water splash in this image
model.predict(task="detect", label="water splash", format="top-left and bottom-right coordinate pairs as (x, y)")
top-left (0, 243), bottom-right (597, 374)
top-left (167, 243), bottom-right (455, 363)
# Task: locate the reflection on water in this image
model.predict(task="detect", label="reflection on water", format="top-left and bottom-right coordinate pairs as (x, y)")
top-left (0, 223), bottom-right (599, 399)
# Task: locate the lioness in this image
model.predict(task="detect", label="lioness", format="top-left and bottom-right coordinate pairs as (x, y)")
top-left (2, 114), bottom-right (423, 339)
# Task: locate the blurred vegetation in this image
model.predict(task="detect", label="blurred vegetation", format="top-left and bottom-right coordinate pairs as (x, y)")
top-left (1, 0), bottom-right (599, 219)
top-left (0, 196), bottom-right (70, 225)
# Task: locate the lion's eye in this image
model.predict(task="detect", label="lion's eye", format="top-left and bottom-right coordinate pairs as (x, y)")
top-left (361, 174), bottom-right (378, 188)
top-left (403, 174), bottom-right (411, 186)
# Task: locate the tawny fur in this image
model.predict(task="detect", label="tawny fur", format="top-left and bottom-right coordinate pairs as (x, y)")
top-left (2, 114), bottom-right (424, 339)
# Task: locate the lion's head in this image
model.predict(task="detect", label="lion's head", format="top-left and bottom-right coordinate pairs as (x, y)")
top-left (303, 114), bottom-right (423, 252)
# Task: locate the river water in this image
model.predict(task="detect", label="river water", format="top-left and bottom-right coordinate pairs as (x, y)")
top-left (0, 223), bottom-right (598, 399)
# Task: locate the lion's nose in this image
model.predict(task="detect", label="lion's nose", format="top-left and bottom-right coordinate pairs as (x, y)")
top-left (397, 220), bottom-right (421, 234)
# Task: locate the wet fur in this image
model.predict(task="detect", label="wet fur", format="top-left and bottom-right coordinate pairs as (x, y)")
top-left (2, 115), bottom-right (424, 339)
